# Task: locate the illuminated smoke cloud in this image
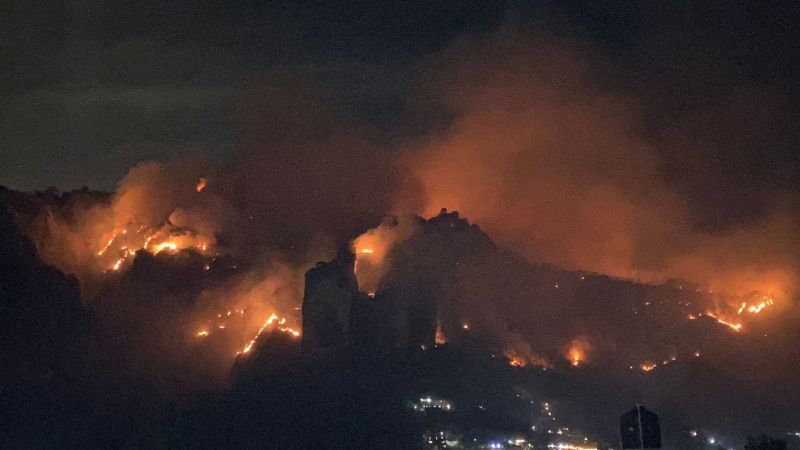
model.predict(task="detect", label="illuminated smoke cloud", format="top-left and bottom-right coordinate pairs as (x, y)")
top-left (352, 214), bottom-right (420, 295)
top-left (400, 31), bottom-right (799, 304)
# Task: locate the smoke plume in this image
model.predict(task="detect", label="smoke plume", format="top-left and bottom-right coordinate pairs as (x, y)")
top-left (399, 30), bottom-right (798, 302)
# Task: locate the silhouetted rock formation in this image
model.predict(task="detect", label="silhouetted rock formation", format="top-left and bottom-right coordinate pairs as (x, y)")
top-left (302, 246), bottom-right (358, 351)
top-left (306, 210), bottom-right (493, 354)
top-left (0, 196), bottom-right (91, 447)
top-left (377, 209), bottom-right (494, 349)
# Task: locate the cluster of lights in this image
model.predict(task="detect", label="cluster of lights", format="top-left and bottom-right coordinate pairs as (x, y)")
top-left (546, 444), bottom-right (596, 450)
top-left (413, 396), bottom-right (453, 412)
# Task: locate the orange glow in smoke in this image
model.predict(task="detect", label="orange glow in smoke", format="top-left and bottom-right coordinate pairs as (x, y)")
top-left (640, 361), bottom-right (657, 372)
top-left (435, 320), bottom-right (447, 345)
top-left (564, 337), bottom-right (592, 368)
top-left (504, 345), bottom-right (553, 369)
top-left (234, 312), bottom-right (301, 356)
top-left (567, 347), bottom-right (584, 367)
top-left (98, 227), bottom-right (212, 272)
top-left (351, 217), bottom-right (418, 294)
top-left (195, 177), bottom-right (207, 192)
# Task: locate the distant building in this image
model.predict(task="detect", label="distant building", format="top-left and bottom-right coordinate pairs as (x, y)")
top-left (422, 429), bottom-right (460, 449)
top-left (411, 395), bottom-right (453, 412)
top-left (620, 405), bottom-right (661, 449)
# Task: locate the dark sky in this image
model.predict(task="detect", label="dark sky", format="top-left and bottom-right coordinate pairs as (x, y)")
top-left (1, 0), bottom-right (798, 196)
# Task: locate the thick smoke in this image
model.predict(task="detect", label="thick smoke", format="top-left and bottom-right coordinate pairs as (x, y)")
top-left (20, 156), bottom-right (327, 382)
top-left (399, 30), bottom-right (799, 302)
top-left (28, 159), bottom-right (226, 291)
top-left (17, 27), bottom-right (799, 394)
top-left (352, 214), bottom-right (420, 294)
top-left (352, 210), bottom-right (800, 436)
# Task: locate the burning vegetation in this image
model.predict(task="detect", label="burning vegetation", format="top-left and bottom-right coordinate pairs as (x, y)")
top-left (2, 178), bottom-right (799, 448)
top-left (7, 170), bottom-right (791, 388)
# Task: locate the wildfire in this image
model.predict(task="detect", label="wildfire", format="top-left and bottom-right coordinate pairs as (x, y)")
top-left (435, 320), bottom-right (447, 345)
top-left (508, 356), bottom-right (526, 367)
top-left (239, 313), bottom-right (278, 354)
top-left (97, 235), bottom-right (117, 256)
top-left (504, 345), bottom-right (552, 369)
top-left (688, 292), bottom-right (776, 335)
top-left (702, 312), bottom-right (743, 332)
top-left (351, 216), bottom-right (418, 294)
top-left (153, 241), bottom-right (178, 253)
top-left (567, 348), bottom-right (583, 367)
top-left (737, 295), bottom-right (774, 315)
top-left (234, 312), bottom-right (301, 356)
top-left (564, 337), bottom-right (592, 368)
top-left (640, 361), bottom-right (657, 372)
top-left (98, 226), bottom-right (213, 272)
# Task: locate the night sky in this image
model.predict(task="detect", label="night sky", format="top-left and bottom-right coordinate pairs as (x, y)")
top-left (2, 1), bottom-right (798, 201)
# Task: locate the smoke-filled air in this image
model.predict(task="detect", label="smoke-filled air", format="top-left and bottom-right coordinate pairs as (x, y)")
top-left (2, 4), bottom-right (799, 449)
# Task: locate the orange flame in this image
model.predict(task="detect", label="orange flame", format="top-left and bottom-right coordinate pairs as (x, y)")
top-left (564, 337), bottom-right (592, 368)
top-left (435, 320), bottom-right (447, 345)
top-left (640, 361), bottom-right (657, 372)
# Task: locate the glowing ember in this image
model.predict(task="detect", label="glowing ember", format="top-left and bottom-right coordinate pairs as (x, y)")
top-left (196, 330), bottom-right (209, 337)
top-left (435, 320), bottom-right (447, 345)
top-left (195, 177), bottom-right (207, 192)
top-left (567, 347), bottom-right (583, 367)
top-left (508, 356), bottom-right (527, 367)
top-left (564, 337), bottom-right (592, 368)
top-left (640, 361), bottom-right (657, 372)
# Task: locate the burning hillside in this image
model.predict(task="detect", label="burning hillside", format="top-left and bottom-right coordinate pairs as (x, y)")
top-left (4, 176), bottom-right (792, 377)
top-left (2, 181), bottom-right (799, 447)
top-left (4, 2), bottom-right (800, 448)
